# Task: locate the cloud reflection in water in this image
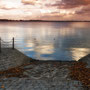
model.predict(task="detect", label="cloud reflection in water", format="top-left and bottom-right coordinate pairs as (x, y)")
top-left (0, 22), bottom-right (90, 61)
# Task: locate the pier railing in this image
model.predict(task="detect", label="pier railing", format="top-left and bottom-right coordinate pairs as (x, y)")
top-left (0, 37), bottom-right (15, 52)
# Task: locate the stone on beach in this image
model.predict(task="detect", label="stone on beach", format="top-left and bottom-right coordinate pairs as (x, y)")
top-left (0, 48), bottom-right (30, 71)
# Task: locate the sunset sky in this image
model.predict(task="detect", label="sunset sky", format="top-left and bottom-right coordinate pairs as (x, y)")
top-left (0, 0), bottom-right (90, 21)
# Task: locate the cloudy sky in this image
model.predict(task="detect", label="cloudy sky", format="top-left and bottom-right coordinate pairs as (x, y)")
top-left (0, 0), bottom-right (90, 21)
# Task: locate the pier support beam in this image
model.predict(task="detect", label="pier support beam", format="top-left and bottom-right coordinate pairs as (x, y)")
top-left (12, 37), bottom-right (14, 50)
top-left (0, 38), bottom-right (1, 53)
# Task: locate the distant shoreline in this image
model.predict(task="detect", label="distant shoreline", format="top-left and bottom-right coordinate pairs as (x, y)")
top-left (0, 19), bottom-right (90, 22)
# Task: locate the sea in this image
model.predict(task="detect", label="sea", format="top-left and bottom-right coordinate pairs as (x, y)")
top-left (0, 21), bottom-right (90, 61)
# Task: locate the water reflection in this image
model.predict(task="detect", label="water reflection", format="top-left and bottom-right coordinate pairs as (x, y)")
top-left (0, 21), bottom-right (90, 61)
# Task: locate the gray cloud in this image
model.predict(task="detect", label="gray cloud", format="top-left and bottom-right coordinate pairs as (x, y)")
top-left (46, 0), bottom-right (90, 9)
top-left (75, 5), bottom-right (90, 15)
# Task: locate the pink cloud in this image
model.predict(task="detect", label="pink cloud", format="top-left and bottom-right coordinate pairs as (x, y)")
top-left (0, 0), bottom-right (90, 21)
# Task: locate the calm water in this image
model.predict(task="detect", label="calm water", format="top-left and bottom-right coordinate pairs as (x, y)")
top-left (0, 21), bottom-right (90, 61)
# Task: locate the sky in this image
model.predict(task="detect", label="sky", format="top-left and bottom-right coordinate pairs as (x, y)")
top-left (0, 0), bottom-right (90, 21)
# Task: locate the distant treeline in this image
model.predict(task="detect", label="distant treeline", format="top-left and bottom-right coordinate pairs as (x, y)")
top-left (0, 19), bottom-right (90, 22)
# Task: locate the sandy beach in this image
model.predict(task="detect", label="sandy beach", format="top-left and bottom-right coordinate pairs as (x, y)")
top-left (0, 48), bottom-right (90, 90)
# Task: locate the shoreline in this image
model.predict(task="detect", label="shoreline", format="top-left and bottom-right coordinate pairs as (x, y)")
top-left (0, 48), bottom-right (90, 90)
top-left (0, 19), bottom-right (90, 22)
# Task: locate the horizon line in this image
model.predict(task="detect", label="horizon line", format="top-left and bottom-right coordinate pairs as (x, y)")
top-left (0, 19), bottom-right (90, 22)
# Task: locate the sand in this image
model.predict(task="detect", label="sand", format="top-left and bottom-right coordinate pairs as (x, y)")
top-left (0, 48), bottom-right (89, 90)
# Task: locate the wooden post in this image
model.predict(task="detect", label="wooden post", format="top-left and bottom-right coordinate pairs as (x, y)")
top-left (0, 37), bottom-right (1, 52)
top-left (12, 37), bottom-right (14, 50)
